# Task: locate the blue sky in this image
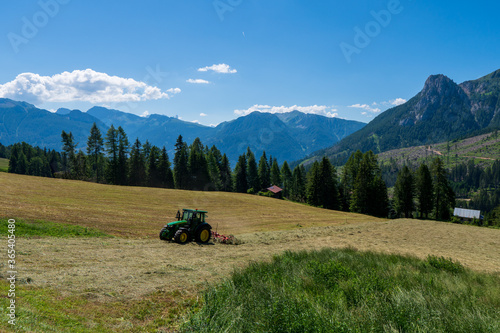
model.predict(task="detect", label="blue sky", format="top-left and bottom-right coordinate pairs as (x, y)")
top-left (1, 0), bottom-right (499, 126)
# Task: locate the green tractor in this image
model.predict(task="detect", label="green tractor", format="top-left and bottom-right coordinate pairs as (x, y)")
top-left (159, 209), bottom-right (212, 244)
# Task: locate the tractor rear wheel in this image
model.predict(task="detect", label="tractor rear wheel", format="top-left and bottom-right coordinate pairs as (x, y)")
top-left (195, 225), bottom-right (211, 243)
top-left (174, 229), bottom-right (190, 244)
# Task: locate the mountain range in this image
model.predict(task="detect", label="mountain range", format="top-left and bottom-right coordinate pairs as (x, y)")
top-left (0, 99), bottom-right (365, 164)
top-left (307, 68), bottom-right (500, 165)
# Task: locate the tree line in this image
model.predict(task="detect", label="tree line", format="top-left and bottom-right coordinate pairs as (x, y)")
top-left (381, 155), bottom-right (500, 221)
top-left (392, 159), bottom-right (455, 221)
top-left (5, 123), bottom-right (460, 221)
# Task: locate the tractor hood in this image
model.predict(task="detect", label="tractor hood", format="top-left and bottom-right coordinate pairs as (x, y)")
top-left (167, 220), bottom-right (188, 227)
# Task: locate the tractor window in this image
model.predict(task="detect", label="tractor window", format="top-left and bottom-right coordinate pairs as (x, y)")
top-left (182, 211), bottom-right (193, 221)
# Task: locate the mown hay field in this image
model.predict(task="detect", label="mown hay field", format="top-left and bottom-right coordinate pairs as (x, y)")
top-left (0, 172), bottom-right (383, 237)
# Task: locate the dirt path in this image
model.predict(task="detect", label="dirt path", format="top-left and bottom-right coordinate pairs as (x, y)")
top-left (427, 148), bottom-right (443, 156)
top-left (462, 155), bottom-right (496, 161)
top-left (11, 219), bottom-right (500, 301)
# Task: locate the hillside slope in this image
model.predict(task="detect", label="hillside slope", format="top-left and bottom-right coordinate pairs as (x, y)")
top-left (0, 172), bottom-right (381, 237)
top-left (378, 130), bottom-right (500, 168)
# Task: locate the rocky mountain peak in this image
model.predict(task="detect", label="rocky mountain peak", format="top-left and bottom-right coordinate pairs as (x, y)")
top-left (412, 74), bottom-right (470, 120)
top-left (421, 74), bottom-right (461, 97)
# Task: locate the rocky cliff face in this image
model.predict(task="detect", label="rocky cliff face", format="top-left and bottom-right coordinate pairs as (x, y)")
top-left (459, 69), bottom-right (500, 128)
top-left (413, 75), bottom-right (471, 123)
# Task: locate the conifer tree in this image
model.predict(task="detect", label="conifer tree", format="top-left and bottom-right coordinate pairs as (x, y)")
top-left (207, 146), bottom-right (223, 190)
top-left (73, 150), bottom-right (89, 180)
top-left (270, 159), bottom-right (282, 186)
top-left (117, 126), bottom-right (129, 185)
top-left (8, 144), bottom-right (19, 174)
top-left (87, 123), bottom-right (104, 182)
top-left (394, 165), bottom-right (415, 218)
top-left (207, 151), bottom-right (222, 190)
top-left (280, 161), bottom-right (293, 198)
top-left (174, 135), bottom-right (189, 189)
top-left (319, 157), bottom-right (339, 210)
top-left (416, 163), bottom-right (433, 218)
top-left (147, 146), bottom-right (161, 187)
top-left (341, 150), bottom-right (363, 205)
top-left (188, 138), bottom-right (210, 190)
top-left (233, 154), bottom-right (248, 193)
top-left (291, 165), bottom-right (306, 202)
top-left (28, 157), bottom-right (43, 176)
top-left (158, 147), bottom-right (174, 188)
top-left (306, 161), bottom-right (322, 207)
top-left (220, 154), bottom-right (232, 192)
top-left (431, 157), bottom-right (455, 220)
top-left (61, 131), bottom-right (76, 177)
top-left (128, 138), bottom-right (146, 186)
top-left (350, 151), bottom-right (388, 217)
top-left (246, 148), bottom-right (260, 192)
top-left (371, 175), bottom-right (389, 218)
top-left (16, 151), bottom-right (28, 175)
top-left (258, 151), bottom-right (270, 190)
top-left (142, 140), bottom-right (152, 162)
top-left (105, 125), bottom-right (119, 184)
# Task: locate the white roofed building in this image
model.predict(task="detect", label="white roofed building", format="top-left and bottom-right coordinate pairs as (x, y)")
top-left (453, 208), bottom-right (482, 223)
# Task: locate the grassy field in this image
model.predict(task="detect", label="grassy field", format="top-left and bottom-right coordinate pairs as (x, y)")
top-left (183, 249), bottom-right (500, 332)
top-left (378, 130), bottom-right (500, 168)
top-left (1, 172), bottom-right (499, 332)
top-left (0, 158), bottom-right (8, 172)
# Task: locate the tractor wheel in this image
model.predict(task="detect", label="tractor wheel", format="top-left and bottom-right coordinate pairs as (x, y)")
top-left (174, 229), bottom-right (190, 244)
top-left (195, 225), bottom-right (211, 243)
top-left (159, 226), bottom-right (168, 240)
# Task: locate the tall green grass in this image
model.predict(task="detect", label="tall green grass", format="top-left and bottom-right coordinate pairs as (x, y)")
top-left (182, 248), bottom-right (500, 332)
top-left (0, 218), bottom-right (111, 238)
top-left (0, 158), bottom-right (8, 172)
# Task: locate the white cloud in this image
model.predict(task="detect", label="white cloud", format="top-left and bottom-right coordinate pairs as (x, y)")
top-left (390, 98), bottom-right (407, 106)
top-left (190, 120), bottom-right (201, 124)
top-left (348, 104), bottom-right (381, 113)
top-left (140, 110), bottom-right (150, 118)
top-left (198, 63), bottom-right (237, 74)
top-left (166, 87), bottom-right (181, 94)
top-left (234, 104), bottom-right (339, 118)
top-left (187, 79), bottom-right (211, 84)
top-left (200, 113), bottom-right (208, 117)
top-left (0, 69), bottom-right (180, 104)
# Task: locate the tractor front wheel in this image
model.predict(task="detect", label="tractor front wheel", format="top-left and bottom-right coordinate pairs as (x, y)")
top-left (174, 229), bottom-right (190, 244)
top-left (159, 226), bottom-right (169, 240)
top-left (195, 225), bottom-right (211, 243)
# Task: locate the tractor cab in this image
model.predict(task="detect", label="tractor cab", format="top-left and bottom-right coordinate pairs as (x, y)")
top-left (160, 209), bottom-right (212, 244)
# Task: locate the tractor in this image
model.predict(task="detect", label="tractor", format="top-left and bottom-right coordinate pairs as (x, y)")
top-left (159, 209), bottom-right (212, 244)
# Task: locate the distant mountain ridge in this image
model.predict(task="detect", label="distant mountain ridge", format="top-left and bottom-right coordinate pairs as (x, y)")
top-left (0, 99), bottom-right (365, 164)
top-left (0, 98), bottom-right (107, 149)
top-left (310, 68), bottom-right (500, 165)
